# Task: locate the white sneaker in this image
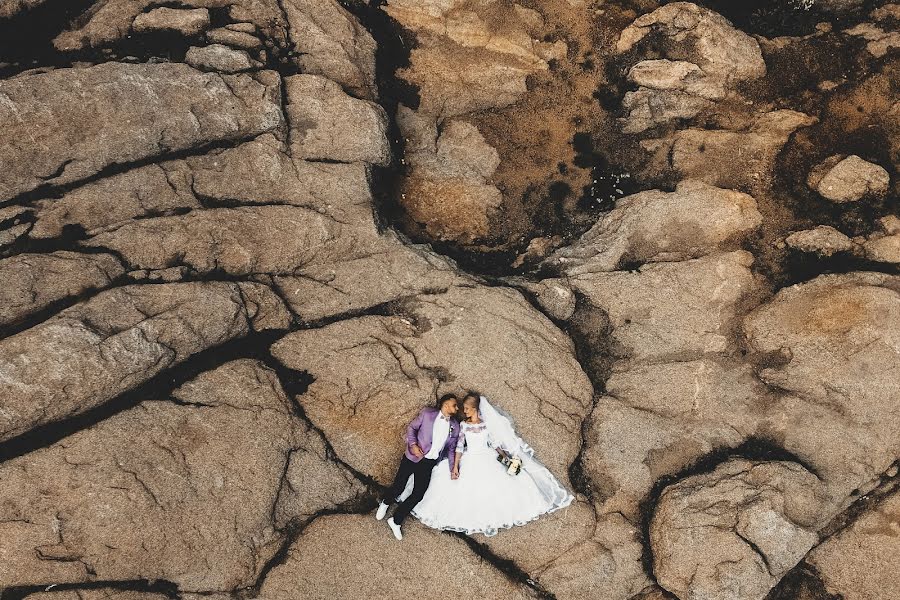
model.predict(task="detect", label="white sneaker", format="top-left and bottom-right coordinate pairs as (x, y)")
top-left (375, 502), bottom-right (389, 521)
top-left (387, 517), bottom-right (403, 541)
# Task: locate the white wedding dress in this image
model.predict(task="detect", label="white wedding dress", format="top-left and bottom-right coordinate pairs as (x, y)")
top-left (400, 396), bottom-right (573, 536)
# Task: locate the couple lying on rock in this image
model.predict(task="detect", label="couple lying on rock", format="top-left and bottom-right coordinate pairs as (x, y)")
top-left (375, 391), bottom-right (573, 539)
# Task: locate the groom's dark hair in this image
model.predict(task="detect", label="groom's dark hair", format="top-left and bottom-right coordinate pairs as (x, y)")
top-left (435, 393), bottom-right (457, 410)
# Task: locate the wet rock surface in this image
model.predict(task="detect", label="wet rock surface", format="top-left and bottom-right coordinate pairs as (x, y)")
top-left (0, 1), bottom-right (898, 599)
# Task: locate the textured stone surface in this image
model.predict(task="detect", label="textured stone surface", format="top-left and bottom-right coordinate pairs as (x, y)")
top-left (808, 489), bottom-right (900, 600)
top-left (0, 252), bottom-right (124, 327)
top-left (744, 273), bottom-right (900, 501)
top-left (0, 360), bottom-right (297, 591)
top-left (185, 44), bottom-right (256, 72)
top-left (571, 251), bottom-right (761, 363)
top-left (812, 155), bottom-right (891, 202)
top-left (271, 285), bottom-right (593, 482)
top-left (0, 63), bottom-right (282, 202)
top-left (256, 514), bottom-right (534, 599)
top-left (785, 226), bottom-right (857, 257)
top-left (652, 460), bottom-right (828, 600)
top-left (548, 180), bottom-right (762, 274)
top-left (0, 282), bottom-right (289, 441)
top-left (132, 8), bottom-right (210, 36)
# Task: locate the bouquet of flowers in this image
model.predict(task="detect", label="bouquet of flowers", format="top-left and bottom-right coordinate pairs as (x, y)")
top-left (495, 447), bottom-right (522, 475)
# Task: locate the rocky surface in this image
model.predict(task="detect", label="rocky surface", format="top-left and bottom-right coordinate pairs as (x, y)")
top-left (1, 0), bottom-right (898, 599)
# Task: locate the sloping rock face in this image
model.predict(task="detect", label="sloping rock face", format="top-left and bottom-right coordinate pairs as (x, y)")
top-left (1, 1), bottom-right (898, 600)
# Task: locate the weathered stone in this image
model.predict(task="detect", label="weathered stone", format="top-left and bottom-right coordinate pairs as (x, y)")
top-left (53, 0), bottom-right (284, 52)
top-left (0, 251), bottom-right (124, 327)
top-left (205, 27), bottom-right (262, 50)
top-left (537, 513), bottom-right (651, 600)
top-left (813, 154), bottom-right (890, 203)
top-left (808, 489), bottom-right (900, 600)
top-left (285, 74), bottom-right (390, 165)
top-left (274, 419), bottom-right (368, 528)
top-left (0, 63), bottom-right (282, 202)
top-left (572, 251), bottom-right (761, 363)
top-left (652, 460), bottom-right (828, 600)
top-left (743, 272), bottom-right (900, 500)
top-left (25, 591), bottom-right (169, 600)
top-left (0, 282), bottom-right (288, 442)
top-left (0, 360), bottom-right (296, 591)
top-left (272, 230), bottom-right (465, 322)
top-left (514, 277), bottom-right (577, 322)
top-left (256, 514), bottom-right (534, 599)
top-left (617, 2), bottom-right (766, 81)
top-left (646, 110), bottom-right (817, 191)
top-left (0, 0), bottom-right (46, 19)
top-left (131, 8), bottom-right (210, 36)
top-left (845, 23), bottom-right (900, 58)
top-left (185, 44), bottom-right (256, 72)
top-left (582, 359), bottom-right (766, 518)
top-left (785, 226), bottom-right (857, 257)
top-left (283, 0), bottom-right (377, 99)
top-left (271, 285), bottom-right (593, 483)
top-left (548, 180), bottom-right (762, 275)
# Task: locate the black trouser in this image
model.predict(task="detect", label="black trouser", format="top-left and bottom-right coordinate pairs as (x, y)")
top-left (382, 455), bottom-right (438, 525)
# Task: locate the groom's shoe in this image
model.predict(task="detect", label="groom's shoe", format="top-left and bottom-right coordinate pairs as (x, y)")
top-left (375, 502), bottom-right (390, 521)
top-left (387, 517), bottom-right (403, 541)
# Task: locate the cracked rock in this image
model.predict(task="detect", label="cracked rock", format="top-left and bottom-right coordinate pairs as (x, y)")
top-left (255, 514), bottom-right (534, 599)
top-left (651, 459), bottom-right (828, 600)
top-left (744, 272), bottom-right (900, 502)
top-left (131, 7), bottom-right (210, 36)
top-left (271, 285), bottom-right (593, 483)
top-left (285, 74), bottom-right (390, 165)
top-left (185, 44), bottom-right (258, 73)
top-left (571, 251), bottom-right (762, 363)
top-left (0, 282), bottom-right (289, 442)
top-left (0, 63), bottom-right (282, 203)
top-left (0, 360), bottom-right (297, 591)
top-left (547, 180), bottom-right (762, 274)
top-left (807, 487), bottom-right (900, 600)
top-left (0, 251), bottom-right (124, 327)
top-left (283, 0), bottom-right (378, 100)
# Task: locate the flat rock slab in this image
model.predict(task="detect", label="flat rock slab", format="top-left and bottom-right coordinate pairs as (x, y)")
top-left (808, 488), bottom-right (900, 600)
top-left (652, 459), bottom-right (828, 600)
top-left (743, 272), bottom-right (900, 500)
top-left (0, 62), bottom-right (282, 202)
top-left (0, 282), bottom-right (289, 442)
top-left (132, 7), bottom-right (210, 36)
top-left (271, 285), bottom-right (593, 483)
top-left (255, 513), bottom-right (535, 599)
top-left (0, 251), bottom-right (124, 327)
top-left (0, 360), bottom-right (297, 591)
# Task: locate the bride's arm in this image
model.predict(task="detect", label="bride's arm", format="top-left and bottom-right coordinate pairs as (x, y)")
top-left (452, 428), bottom-right (465, 479)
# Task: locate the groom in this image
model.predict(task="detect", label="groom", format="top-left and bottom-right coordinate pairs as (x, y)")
top-left (375, 393), bottom-right (460, 540)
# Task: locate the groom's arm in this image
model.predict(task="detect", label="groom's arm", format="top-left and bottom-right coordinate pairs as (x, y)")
top-left (406, 411), bottom-right (425, 457)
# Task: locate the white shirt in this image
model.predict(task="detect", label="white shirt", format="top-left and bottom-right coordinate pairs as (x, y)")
top-left (424, 412), bottom-right (451, 459)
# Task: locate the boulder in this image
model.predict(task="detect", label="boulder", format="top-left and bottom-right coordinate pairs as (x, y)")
top-left (651, 460), bottom-right (828, 600)
top-left (283, 0), bottom-right (378, 99)
top-left (811, 155), bottom-right (890, 203)
top-left (0, 251), bottom-right (124, 327)
top-left (0, 63), bottom-right (282, 202)
top-left (271, 285), bottom-right (593, 483)
top-left (0, 282), bottom-right (289, 442)
top-left (808, 488), bottom-right (900, 600)
top-left (131, 7), bottom-right (210, 36)
top-left (571, 251), bottom-right (761, 363)
top-left (743, 272), bottom-right (900, 500)
top-left (785, 226), bottom-right (857, 257)
top-left (255, 514), bottom-right (534, 599)
top-left (185, 44), bottom-right (257, 72)
top-left (205, 27), bottom-right (262, 50)
top-left (285, 74), bottom-right (390, 165)
top-left (0, 360), bottom-right (297, 591)
top-left (548, 180), bottom-right (762, 274)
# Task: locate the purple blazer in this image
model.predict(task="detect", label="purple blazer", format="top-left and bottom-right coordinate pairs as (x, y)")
top-left (405, 407), bottom-right (460, 472)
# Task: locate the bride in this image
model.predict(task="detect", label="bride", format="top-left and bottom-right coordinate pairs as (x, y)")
top-left (400, 392), bottom-right (573, 536)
